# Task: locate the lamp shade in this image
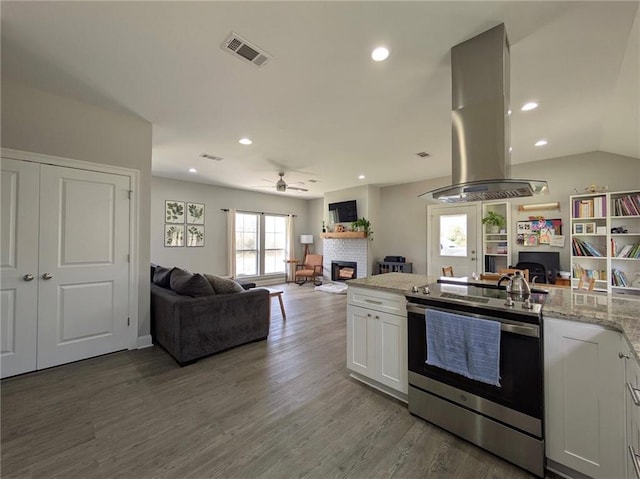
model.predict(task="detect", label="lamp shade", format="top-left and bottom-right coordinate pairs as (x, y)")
top-left (300, 234), bottom-right (313, 244)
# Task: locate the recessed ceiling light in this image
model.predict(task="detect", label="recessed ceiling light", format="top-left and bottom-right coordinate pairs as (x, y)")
top-left (521, 102), bottom-right (539, 111)
top-left (371, 46), bottom-right (389, 62)
top-left (358, 175), bottom-right (365, 180)
top-left (238, 138), bottom-right (252, 145)
top-left (188, 168), bottom-right (197, 173)
top-left (507, 109), bottom-right (512, 116)
top-left (535, 139), bottom-right (548, 147)
top-left (509, 147), bottom-right (513, 153)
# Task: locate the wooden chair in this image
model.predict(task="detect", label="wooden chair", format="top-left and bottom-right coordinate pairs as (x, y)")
top-left (498, 268), bottom-right (530, 281)
top-left (295, 254), bottom-right (323, 286)
top-left (442, 266), bottom-right (454, 277)
top-left (577, 276), bottom-right (596, 291)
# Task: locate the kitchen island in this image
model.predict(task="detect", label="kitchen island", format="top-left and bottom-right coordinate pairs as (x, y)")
top-left (347, 272), bottom-right (640, 359)
top-left (347, 272), bottom-right (640, 479)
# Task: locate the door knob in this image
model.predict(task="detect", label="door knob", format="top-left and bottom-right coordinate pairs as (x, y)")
top-left (42, 272), bottom-right (54, 280)
top-left (23, 274), bottom-right (35, 281)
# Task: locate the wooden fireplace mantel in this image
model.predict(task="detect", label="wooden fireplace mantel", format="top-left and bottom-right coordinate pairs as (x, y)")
top-left (320, 232), bottom-right (367, 239)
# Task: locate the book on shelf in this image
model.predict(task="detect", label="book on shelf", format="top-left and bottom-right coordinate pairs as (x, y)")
top-left (573, 264), bottom-right (605, 280)
top-left (572, 195), bottom-right (607, 218)
top-left (572, 237), bottom-right (603, 257)
top-left (611, 268), bottom-right (629, 287)
top-left (613, 194), bottom-right (640, 216)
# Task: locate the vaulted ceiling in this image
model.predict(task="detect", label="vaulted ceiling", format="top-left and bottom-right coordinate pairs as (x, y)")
top-left (2, 1), bottom-right (638, 198)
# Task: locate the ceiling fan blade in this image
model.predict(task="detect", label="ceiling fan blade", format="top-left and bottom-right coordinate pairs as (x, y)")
top-left (287, 186), bottom-right (309, 192)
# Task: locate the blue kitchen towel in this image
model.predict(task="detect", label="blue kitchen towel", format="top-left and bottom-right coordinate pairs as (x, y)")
top-left (426, 309), bottom-right (501, 387)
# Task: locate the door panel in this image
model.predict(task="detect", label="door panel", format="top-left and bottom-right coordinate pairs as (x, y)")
top-left (1, 159), bottom-right (39, 378)
top-left (37, 165), bottom-right (130, 369)
top-left (428, 204), bottom-right (480, 278)
top-left (377, 312), bottom-right (407, 393)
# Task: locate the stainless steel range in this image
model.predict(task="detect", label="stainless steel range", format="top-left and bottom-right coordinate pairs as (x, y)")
top-left (406, 279), bottom-right (547, 477)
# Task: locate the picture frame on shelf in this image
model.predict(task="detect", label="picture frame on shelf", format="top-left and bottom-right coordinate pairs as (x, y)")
top-left (584, 222), bottom-right (596, 234)
top-left (573, 223), bottom-right (584, 234)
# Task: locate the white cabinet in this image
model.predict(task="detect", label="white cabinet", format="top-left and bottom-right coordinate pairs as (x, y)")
top-left (570, 190), bottom-right (640, 295)
top-left (346, 287), bottom-right (407, 400)
top-left (625, 347), bottom-right (640, 479)
top-left (544, 317), bottom-right (626, 478)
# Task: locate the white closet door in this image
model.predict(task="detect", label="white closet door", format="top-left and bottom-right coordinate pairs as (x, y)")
top-left (1, 159), bottom-right (40, 378)
top-left (36, 165), bottom-right (130, 369)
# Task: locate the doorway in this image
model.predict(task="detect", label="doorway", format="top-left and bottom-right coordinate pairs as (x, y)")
top-left (428, 203), bottom-right (481, 278)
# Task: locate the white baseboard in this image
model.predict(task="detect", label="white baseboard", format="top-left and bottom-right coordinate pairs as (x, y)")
top-left (136, 335), bottom-right (153, 349)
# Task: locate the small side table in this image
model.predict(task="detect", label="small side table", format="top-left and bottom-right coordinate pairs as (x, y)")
top-left (284, 259), bottom-right (299, 284)
top-left (266, 288), bottom-right (286, 320)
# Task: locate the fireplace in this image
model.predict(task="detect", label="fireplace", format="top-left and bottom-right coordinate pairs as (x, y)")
top-left (332, 261), bottom-right (357, 282)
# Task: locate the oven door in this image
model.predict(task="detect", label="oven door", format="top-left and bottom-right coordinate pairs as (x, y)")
top-left (407, 302), bottom-right (543, 426)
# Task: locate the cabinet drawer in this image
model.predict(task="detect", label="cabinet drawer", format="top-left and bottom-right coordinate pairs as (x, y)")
top-left (348, 287), bottom-right (406, 316)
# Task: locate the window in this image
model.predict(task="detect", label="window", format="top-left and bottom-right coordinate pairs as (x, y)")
top-left (235, 212), bottom-right (288, 277)
top-left (440, 214), bottom-right (467, 256)
top-left (236, 212), bottom-right (258, 275)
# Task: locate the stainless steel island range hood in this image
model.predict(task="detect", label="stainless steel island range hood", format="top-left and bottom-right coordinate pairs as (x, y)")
top-left (420, 24), bottom-right (548, 203)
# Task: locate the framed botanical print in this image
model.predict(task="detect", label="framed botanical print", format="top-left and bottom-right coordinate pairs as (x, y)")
top-left (165, 224), bottom-right (185, 247)
top-left (165, 201), bottom-right (185, 223)
top-left (187, 202), bottom-right (205, 224)
top-left (187, 225), bottom-right (205, 247)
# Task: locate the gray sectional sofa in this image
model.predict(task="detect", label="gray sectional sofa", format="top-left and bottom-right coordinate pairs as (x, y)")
top-left (150, 265), bottom-right (270, 366)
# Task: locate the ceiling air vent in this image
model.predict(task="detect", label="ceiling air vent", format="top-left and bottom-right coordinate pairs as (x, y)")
top-left (222, 32), bottom-right (271, 69)
top-left (416, 152), bottom-right (431, 158)
top-left (200, 154), bottom-right (223, 161)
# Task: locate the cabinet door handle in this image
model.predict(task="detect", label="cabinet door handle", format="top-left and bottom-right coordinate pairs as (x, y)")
top-left (628, 382), bottom-right (640, 406)
top-left (365, 299), bottom-right (383, 305)
top-left (630, 445), bottom-right (640, 479)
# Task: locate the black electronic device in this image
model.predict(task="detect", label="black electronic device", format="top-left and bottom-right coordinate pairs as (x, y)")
top-left (384, 256), bottom-right (406, 263)
top-left (328, 200), bottom-right (358, 223)
top-left (517, 251), bottom-right (560, 284)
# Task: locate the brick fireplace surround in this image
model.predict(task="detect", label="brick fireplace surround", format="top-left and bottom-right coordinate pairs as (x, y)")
top-left (322, 238), bottom-right (368, 282)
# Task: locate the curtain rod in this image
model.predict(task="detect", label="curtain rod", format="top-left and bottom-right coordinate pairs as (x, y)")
top-left (221, 208), bottom-right (297, 217)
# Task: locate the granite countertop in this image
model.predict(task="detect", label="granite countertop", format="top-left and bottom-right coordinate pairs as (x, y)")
top-left (347, 273), bottom-right (640, 361)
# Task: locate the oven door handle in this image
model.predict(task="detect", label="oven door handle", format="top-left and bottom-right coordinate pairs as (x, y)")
top-left (407, 303), bottom-right (539, 338)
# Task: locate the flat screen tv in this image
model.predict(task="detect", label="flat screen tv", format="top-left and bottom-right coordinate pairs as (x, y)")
top-left (517, 251), bottom-right (560, 284)
top-left (328, 200), bottom-right (358, 223)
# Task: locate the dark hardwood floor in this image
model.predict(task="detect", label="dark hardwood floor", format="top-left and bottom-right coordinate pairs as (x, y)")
top-left (2, 283), bottom-right (551, 478)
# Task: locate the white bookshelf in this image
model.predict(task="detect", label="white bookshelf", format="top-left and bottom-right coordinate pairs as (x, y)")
top-left (570, 190), bottom-right (640, 295)
top-left (482, 202), bottom-right (510, 273)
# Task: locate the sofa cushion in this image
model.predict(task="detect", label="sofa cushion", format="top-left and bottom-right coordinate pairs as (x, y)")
top-left (204, 274), bottom-right (244, 294)
top-left (170, 268), bottom-right (215, 297)
top-left (153, 265), bottom-right (175, 288)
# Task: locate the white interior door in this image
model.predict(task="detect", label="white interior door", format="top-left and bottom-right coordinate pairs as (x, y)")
top-left (36, 165), bottom-right (131, 370)
top-left (428, 204), bottom-right (481, 278)
top-left (1, 159), bottom-right (40, 377)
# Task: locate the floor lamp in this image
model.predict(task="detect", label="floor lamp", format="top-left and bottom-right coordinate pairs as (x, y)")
top-left (300, 235), bottom-right (313, 259)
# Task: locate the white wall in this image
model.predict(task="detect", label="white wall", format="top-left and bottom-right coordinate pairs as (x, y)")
top-left (375, 151), bottom-right (639, 275)
top-left (151, 176), bottom-right (311, 276)
top-left (1, 80), bottom-right (153, 338)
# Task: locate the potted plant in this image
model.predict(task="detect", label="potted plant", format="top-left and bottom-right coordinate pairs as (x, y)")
top-left (482, 211), bottom-right (506, 233)
top-left (352, 217), bottom-right (373, 240)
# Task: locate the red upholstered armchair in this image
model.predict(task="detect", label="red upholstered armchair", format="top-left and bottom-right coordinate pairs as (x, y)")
top-left (295, 254), bottom-right (323, 285)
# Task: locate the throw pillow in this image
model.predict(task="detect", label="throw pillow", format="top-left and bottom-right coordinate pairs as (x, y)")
top-left (153, 265), bottom-right (175, 288)
top-left (170, 268), bottom-right (215, 297)
top-left (204, 274), bottom-right (244, 294)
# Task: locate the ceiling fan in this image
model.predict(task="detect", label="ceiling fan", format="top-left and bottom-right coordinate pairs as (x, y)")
top-left (260, 172), bottom-right (308, 192)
